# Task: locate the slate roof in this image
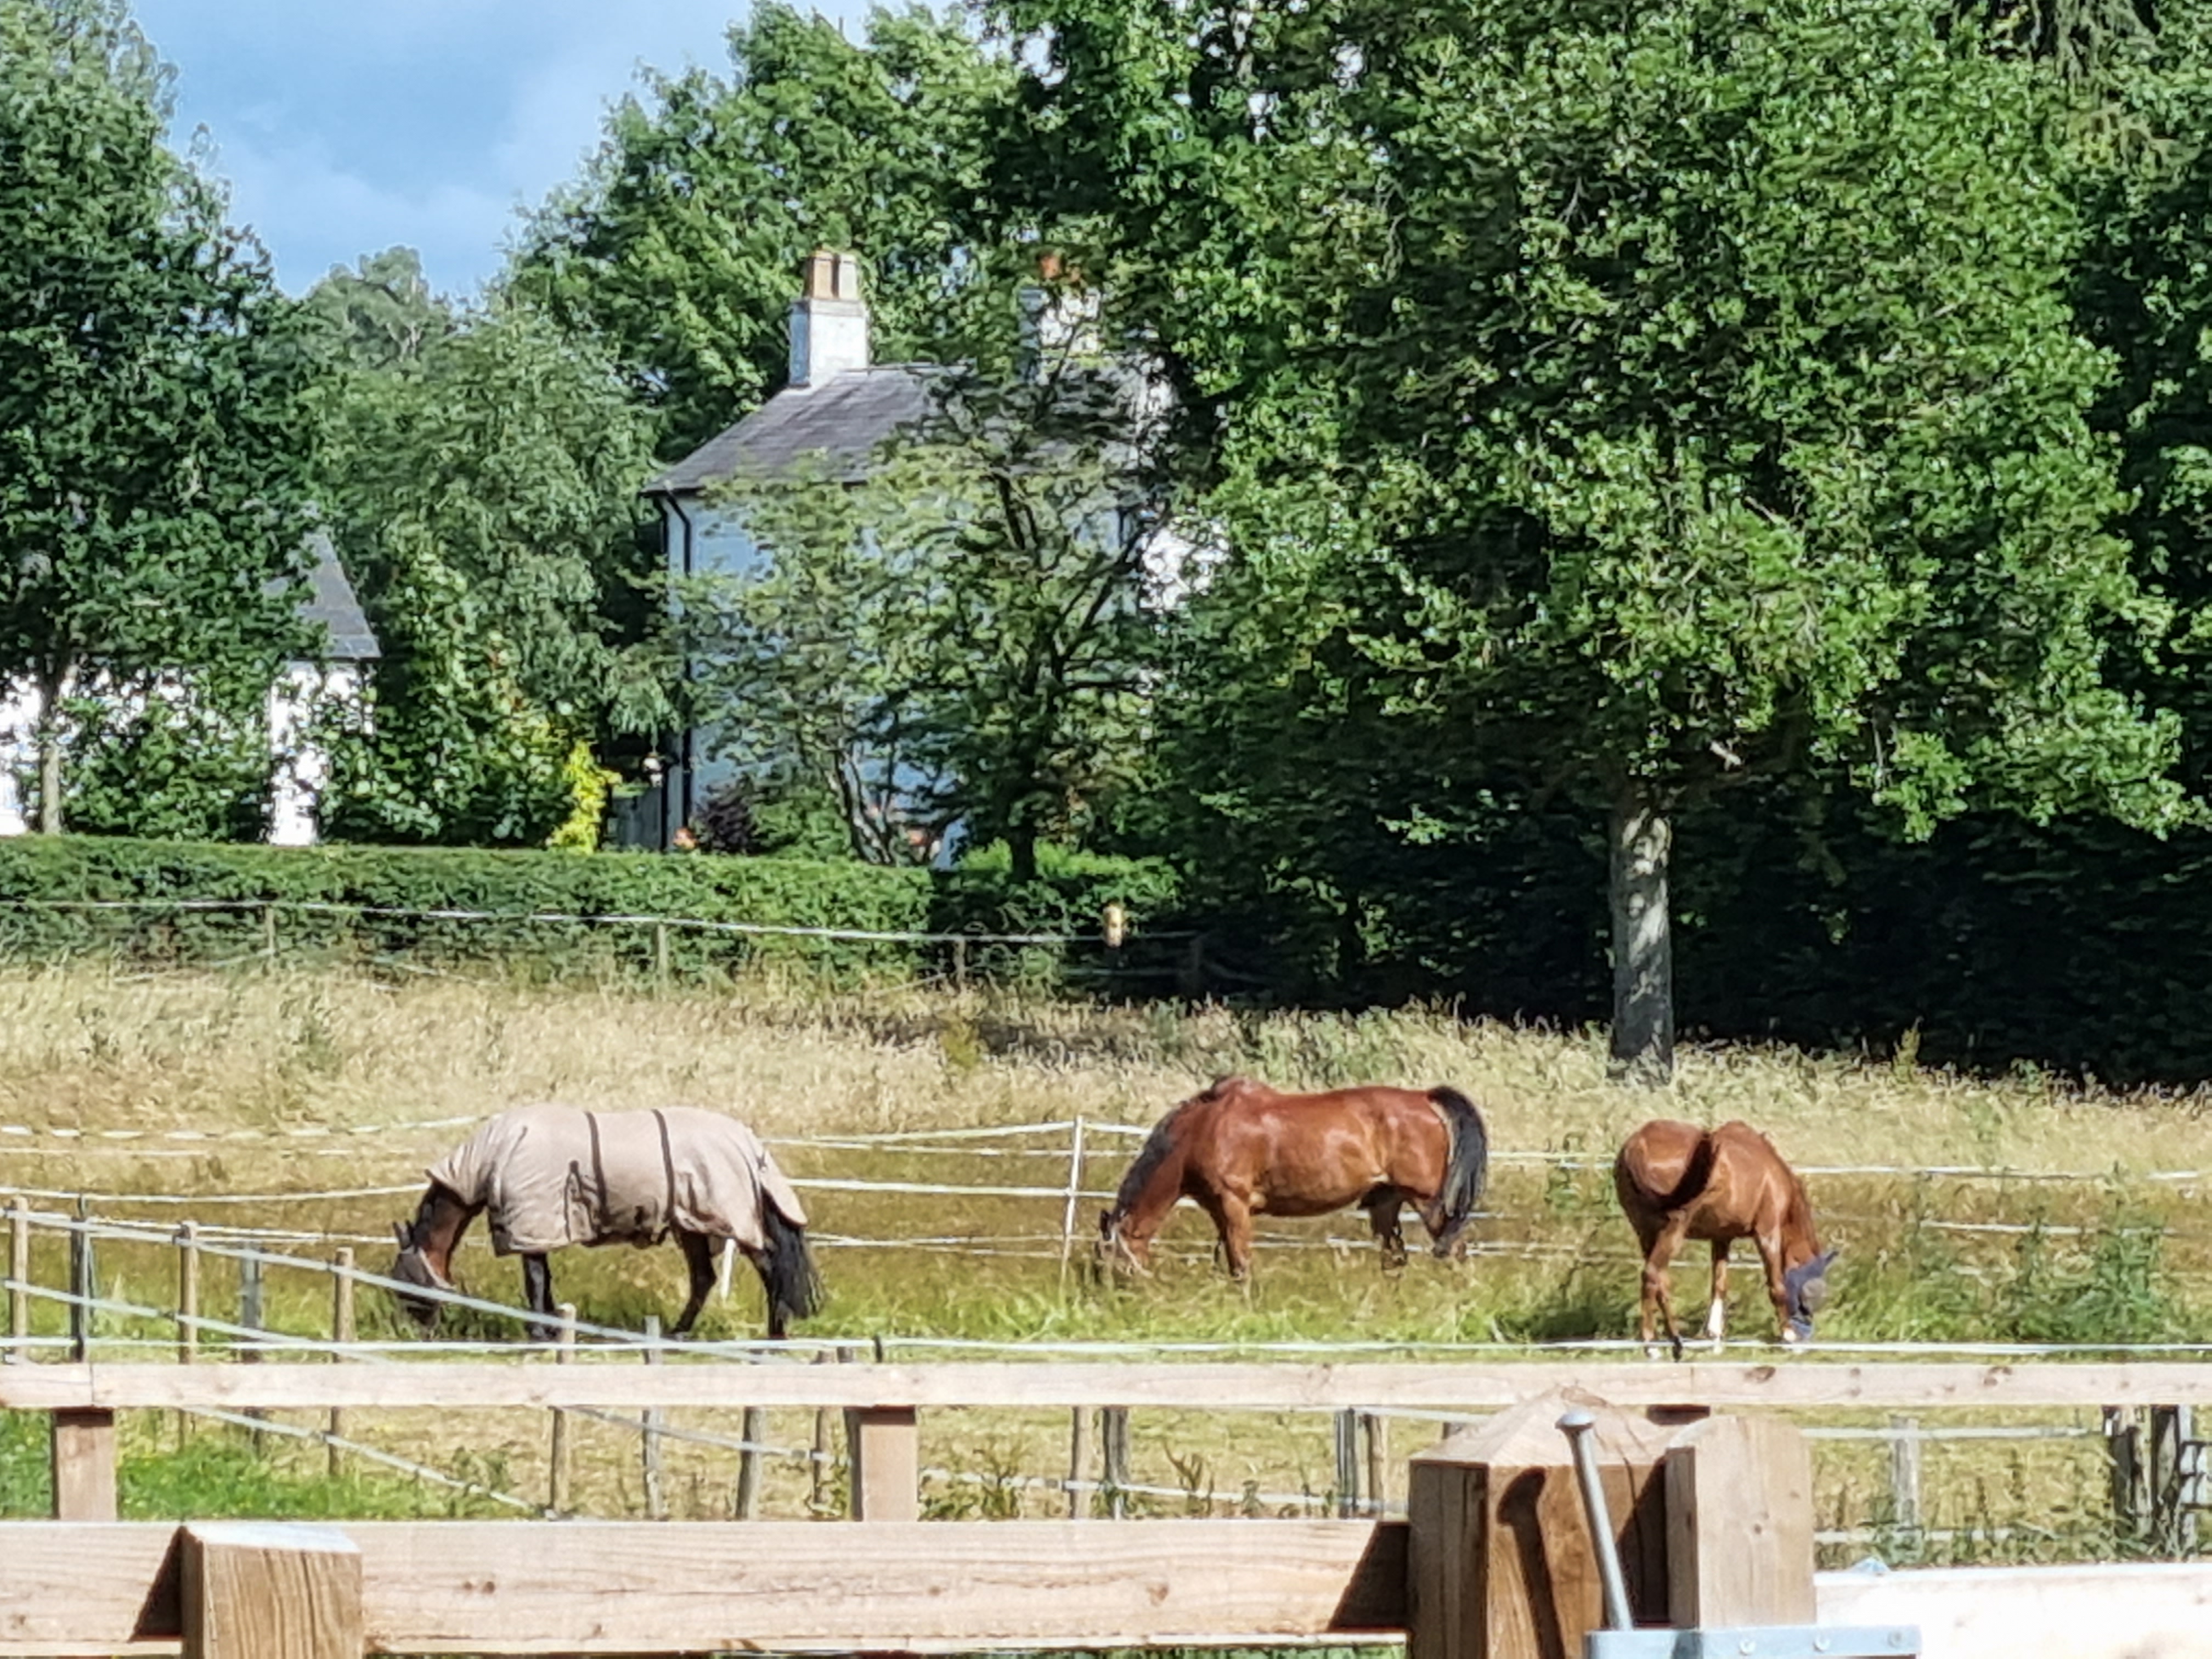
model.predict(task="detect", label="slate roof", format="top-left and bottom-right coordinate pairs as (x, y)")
top-left (645, 366), bottom-right (938, 496)
top-left (297, 529), bottom-right (380, 662)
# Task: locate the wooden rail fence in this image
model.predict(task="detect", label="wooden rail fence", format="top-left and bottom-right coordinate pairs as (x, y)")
top-left (7, 1364), bottom-right (2212, 1659)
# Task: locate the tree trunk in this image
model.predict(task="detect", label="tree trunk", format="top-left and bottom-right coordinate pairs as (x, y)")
top-left (33, 672), bottom-right (65, 836)
top-left (1607, 783), bottom-right (1674, 1085)
top-left (1009, 822), bottom-right (1039, 883)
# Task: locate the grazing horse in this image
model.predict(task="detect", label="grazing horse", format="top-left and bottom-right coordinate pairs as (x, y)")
top-left (1614, 1119), bottom-right (1835, 1358)
top-left (1097, 1075), bottom-right (1490, 1278)
top-left (390, 1105), bottom-right (823, 1340)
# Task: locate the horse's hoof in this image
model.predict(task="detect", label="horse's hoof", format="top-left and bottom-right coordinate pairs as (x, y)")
top-left (1643, 1343), bottom-right (1667, 1362)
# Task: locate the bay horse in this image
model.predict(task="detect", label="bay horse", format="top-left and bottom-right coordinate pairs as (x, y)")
top-left (1614, 1118), bottom-right (1835, 1358)
top-left (1097, 1075), bottom-right (1490, 1278)
top-left (389, 1105), bottom-right (823, 1341)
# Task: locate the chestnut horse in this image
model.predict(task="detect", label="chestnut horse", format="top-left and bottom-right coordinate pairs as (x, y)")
top-left (1615, 1119), bottom-right (1835, 1358)
top-left (1098, 1076), bottom-right (1489, 1278)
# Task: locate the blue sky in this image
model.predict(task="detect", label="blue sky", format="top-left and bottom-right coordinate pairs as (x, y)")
top-left (131, 1), bottom-right (869, 298)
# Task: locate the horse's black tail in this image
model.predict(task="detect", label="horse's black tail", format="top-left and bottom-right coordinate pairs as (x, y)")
top-left (1649, 1131), bottom-right (1719, 1212)
top-left (759, 1204), bottom-right (825, 1334)
top-left (1427, 1086), bottom-right (1490, 1257)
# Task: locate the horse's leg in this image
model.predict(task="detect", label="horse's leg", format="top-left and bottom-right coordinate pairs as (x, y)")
top-left (521, 1253), bottom-right (555, 1345)
top-left (1640, 1217), bottom-right (1691, 1361)
top-left (1198, 1190), bottom-right (1257, 1282)
top-left (1705, 1239), bottom-right (1730, 1350)
top-left (1367, 1192), bottom-right (1408, 1273)
top-left (1757, 1232), bottom-right (1795, 1342)
top-left (673, 1230), bottom-right (716, 1338)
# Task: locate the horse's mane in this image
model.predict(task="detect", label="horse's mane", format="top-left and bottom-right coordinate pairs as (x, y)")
top-left (1110, 1096), bottom-right (1203, 1216)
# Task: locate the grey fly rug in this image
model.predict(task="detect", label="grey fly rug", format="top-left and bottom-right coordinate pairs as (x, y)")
top-left (426, 1105), bottom-right (807, 1257)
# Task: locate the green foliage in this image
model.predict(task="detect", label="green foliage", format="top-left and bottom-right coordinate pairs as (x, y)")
top-left (0, 0), bottom-right (320, 834)
top-left (60, 689), bottom-right (272, 842)
top-left (0, 833), bottom-right (1179, 985)
top-left (507, 3), bottom-right (1017, 460)
top-left (307, 253), bottom-right (670, 845)
top-left (694, 365), bottom-right (1167, 878)
top-left (1005, 0), bottom-right (2190, 1070)
top-left (0, 1412), bottom-right (510, 1521)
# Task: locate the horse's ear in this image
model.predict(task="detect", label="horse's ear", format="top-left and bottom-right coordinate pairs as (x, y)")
top-left (392, 1222), bottom-right (410, 1249)
top-left (1819, 1248), bottom-right (1839, 1273)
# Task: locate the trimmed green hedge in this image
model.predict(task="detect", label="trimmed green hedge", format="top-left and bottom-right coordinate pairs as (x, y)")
top-left (0, 837), bottom-right (1184, 986)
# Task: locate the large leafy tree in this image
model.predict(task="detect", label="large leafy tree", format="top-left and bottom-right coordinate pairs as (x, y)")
top-left (508, 3), bottom-right (1014, 461)
top-left (689, 358), bottom-right (1168, 876)
top-left (1006, 0), bottom-right (2188, 1079)
top-left (0, 0), bottom-right (319, 834)
top-left (308, 251), bottom-right (668, 845)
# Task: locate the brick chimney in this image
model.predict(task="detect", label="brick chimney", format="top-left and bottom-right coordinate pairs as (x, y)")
top-left (789, 250), bottom-right (869, 388)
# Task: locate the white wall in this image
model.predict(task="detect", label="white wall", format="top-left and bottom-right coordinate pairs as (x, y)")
top-left (0, 664), bottom-right (365, 844)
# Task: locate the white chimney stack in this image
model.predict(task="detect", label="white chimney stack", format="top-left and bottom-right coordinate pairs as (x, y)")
top-left (789, 250), bottom-right (870, 388)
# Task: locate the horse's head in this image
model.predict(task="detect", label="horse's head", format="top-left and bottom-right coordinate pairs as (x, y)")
top-left (1094, 1210), bottom-right (1152, 1278)
top-left (387, 1219), bottom-right (449, 1330)
top-left (1782, 1249), bottom-right (1837, 1343)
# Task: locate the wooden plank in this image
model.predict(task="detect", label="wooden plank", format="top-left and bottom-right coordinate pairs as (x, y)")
top-left (182, 1523), bottom-right (362, 1659)
top-left (849, 1405), bottom-right (920, 1521)
top-left (1816, 1559), bottom-right (2212, 1659)
top-left (0, 1523), bottom-right (179, 1656)
top-left (10, 1359), bottom-right (2212, 1414)
top-left (1409, 1392), bottom-right (1678, 1659)
top-left (51, 1407), bottom-right (117, 1521)
top-left (0, 1520), bottom-right (1408, 1656)
top-left (1663, 1415), bottom-right (1815, 1626)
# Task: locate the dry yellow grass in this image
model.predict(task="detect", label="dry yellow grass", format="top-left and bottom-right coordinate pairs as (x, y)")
top-left (5, 960), bottom-right (2210, 1165)
top-left (0, 962), bottom-right (2203, 1558)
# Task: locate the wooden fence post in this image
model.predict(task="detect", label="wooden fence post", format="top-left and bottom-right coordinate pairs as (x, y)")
top-left (1066, 1405), bottom-right (1092, 1520)
top-left (734, 1406), bottom-right (765, 1520)
top-left (7, 1195), bottom-right (28, 1363)
top-left (1888, 1414), bottom-right (1921, 1531)
top-left (50, 1407), bottom-right (117, 1521)
top-left (653, 922), bottom-right (671, 990)
top-left (239, 1249), bottom-right (267, 1453)
top-left (259, 902), bottom-right (278, 965)
top-left (177, 1223), bottom-right (201, 1366)
top-left (1363, 1412), bottom-right (1390, 1517)
top-left (328, 1249), bottom-right (355, 1479)
top-left (238, 1250), bottom-right (265, 1355)
top-left (1407, 1392), bottom-right (1678, 1659)
top-left (548, 1304), bottom-right (576, 1516)
top-left (847, 1406), bottom-right (920, 1522)
top-left (68, 1197), bottom-right (92, 1361)
top-left (2108, 1405), bottom-right (2146, 1540)
top-left (1177, 934), bottom-right (1207, 998)
top-left (1665, 1415), bottom-right (1816, 1627)
top-left (951, 937), bottom-right (969, 992)
top-left (176, 1222), bottom-right (200, 1446)
top-left (809, 1351), bottom-right (834, 1516)
top-left (181, 1521), bottom-right (362, 1659)
top-left (642, 1315), bottom-right (666, 1520)
top-left (1100, 1407), bottom-right (1131, 1520)
top-left (1334, 1408), bottom-right (1361, 1519)
top-left (2151, 1404), bottom-right (2193, 1553)
top-left (1058, 1116), bottom-right (1088, 1293)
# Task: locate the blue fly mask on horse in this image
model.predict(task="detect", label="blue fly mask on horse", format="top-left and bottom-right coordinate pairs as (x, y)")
top-left (1782, 1249), bottom-right (1837, 1341)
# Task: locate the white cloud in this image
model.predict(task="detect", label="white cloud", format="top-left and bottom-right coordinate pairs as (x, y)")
top-left (131, 1), bottom-right (876, 296)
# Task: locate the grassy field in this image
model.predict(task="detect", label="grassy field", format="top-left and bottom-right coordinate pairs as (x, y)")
top-left (1, 962), bottom-right (2207, 1561)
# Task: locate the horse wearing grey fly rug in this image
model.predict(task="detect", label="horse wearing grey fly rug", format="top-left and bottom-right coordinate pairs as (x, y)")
top-left (390, 1105), bottom-right (823, 1340)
